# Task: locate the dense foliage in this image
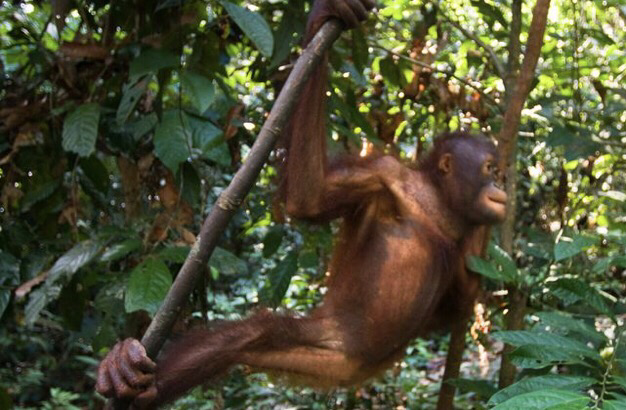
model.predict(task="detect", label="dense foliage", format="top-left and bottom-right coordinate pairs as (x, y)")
top-left (0, 0), bottom-right (625, 408)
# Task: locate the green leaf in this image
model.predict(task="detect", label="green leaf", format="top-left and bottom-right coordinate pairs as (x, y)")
top-left (220, 1), bottom-right (274, 58)
top-left (600, 190), bottom-right (626, 202)
top-left (603, 401), bottom-right (626, 410)
top-left (178, 163), bottom-right (201, 205)
top-left (187, 115), bottom-right (224, 158)
top-left (47, 240), bottom-right (104, 284)
top-left (125, 259), bottom-right (172, 316)
top-left (535, 311), bottom-right (607, 345)
top-left (546, 124), bottom-right (602, 161)
top-left (155, 0), bottom-right (182, 12)
top-left (488, 375), bottom-right (595, 406)
top-left (209, 247), bottom-right (248, 276)
top-left (379, 57), bottom-right (405, 88)
top-left (153, 110), bottom-right (192, 172)
top-left (269, 7), bottom-right (303, 70)
top-left (181, 71), bottom-right (215, 113)
top-left (158, 246), bottom-right (191, 264)
top-left (509, 345), bottom-right (583, 369)
top-left (21, 179), bottom-right (61, 212)
top-left (62, 103), bottom-right (100, 157)
top-left (488, 243), bottom-right (519, 281)
top-left (548, 278), bottom-right (613, 315)
top-left (352, 28), bottom-right (369, 74)
top-left (25, 285), bottom-right (61, 326)
top-left (493, 331), bottom-right (601, 360)
top-left (470, 0), bottom-right (507, 28)
top-left (298, 251), bottom-right (318, 269)
top-left (263, 251), bottom-right (298, 307)
top-left (446, 378), bottom-right (497, 398)
top-left (129, 49), bottom-right (178, 80)
top-left (117, 78), bottom-right (149, 125)
top-left (23, 240), bottom-right (100, 325)
top-left (330, 92), bottom-right (380, 144)
top-left (466, 255), bottom-right (515, 283)
top-left (262, 226), bottom-right (284, 258)
top-left (491, 389), bottom-right (589, 410)
top-left (130, 113), bottom-right (159, 141)
top-left (0, 387), bottom-right (12, 409)
top-left (613, 376), bottom-right (626, 390)
top-left (100, 238), bottom-right (142, 263)
top-left (79, 156), bottom-right (109, 193)
top-left (0, 251), bottom-right (20, 320)
top-left (554, 235), bottom-right (599, 261)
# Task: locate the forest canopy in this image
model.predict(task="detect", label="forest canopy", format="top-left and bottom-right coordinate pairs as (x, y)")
top-left (0, 0), bottom-right (625, 408)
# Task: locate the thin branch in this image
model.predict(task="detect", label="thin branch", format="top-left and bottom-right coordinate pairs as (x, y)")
top-left (506, 0), bottom-right (523, 97)
top-left (496, 0), bottom-right (552, 390)
top-left (497, 0), bottom-right (552, 158)
top-left (436, 8), bottom-right (507, 79)
top-left (108, 18), bottom-right (345, 410)
top-left (372, 44), bottom-right (502, 110)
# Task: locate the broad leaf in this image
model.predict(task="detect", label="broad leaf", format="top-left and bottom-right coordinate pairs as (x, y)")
top-left (155, 0), bottom-right (182, 11)
top-left (547, 124), bottom-right (602, 161)
top-left (25, 240), bottom-right (103, 326)
top-left (488, 243), bottom-right (519, 282)
top-left (125, 259), bottom-right (172, 316)
top-left (548, 278), bottom-right (613, 315)
top-left (62, 103), bottom-right (100, 157)
top-left (262, 226), bottom-right (284, 258)
top-left (491, 389), bottom-right (589, 410)
top-left (153, 110), bottom-right (192, 171)
top-left (603, 401), bottom-right (626, 410)
top-left (187, 115), bottom-right (224, 159)
top-left (100, 238), bottom-right (142, 263)
top-left (493, 331), bottom-right (600, 360)
top-left (21, 179), bottom-right (61, 212)
top-left (554, 235), bottom-right (599, 261)
top-left (25, 285), bottom-right (61, 326)
top-left (209, 247), bottom-right (248, 276)
top-left (130, 113), bottom-right (159, 141)
top-left (263, 251), bottom-right (298, 307)
top-left (509, 345), bottom-right (586, 369)
top-left (269, 7), bottom-right (303, 70)
top-left (446, 378), bottom-right (497, 398)
top-left (47, 240), bottom-right (104, 283)
top-left (117, 78), bottom-right (149, 125)
top-left (181, 71), bottom-right (215, 113)
top-left (470, 0), bottom-right (507, 28)
top-left (466, 255), bottom-right (515, 283)
top-left (220, 1), bottom-right (274, 58)
top-left (0, 251), bottom-right (20, 320)
top-left (535, 311), bottom-right (607, 345)
top-left (488, 375), bottom-right (594, 406)
top-left (159, 246), bottom-right (191, 264)
top-left (129, 49), bottom-right (178, 80)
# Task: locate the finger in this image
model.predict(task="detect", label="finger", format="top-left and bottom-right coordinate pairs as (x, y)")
top-left (361, 0), bottom-right (376, 11)
top-left (134, 385), bottom-right (158, 409)
top-left (345, 0), bottom-right (369, 21)
top-left (334, 2), bottom-right (359, 28)
top-left (119, 340), bottom-right (154, 388)
top-left (97, 342), bottom-right (122, 396)
top-left (96, 357), bottom-right (114, 396)
top-left (119, 352), bottom-right (155, 388)
top-left (126, 339), bottom-right (157, 373)
top-left (110, 360), bottom-right (141, 399)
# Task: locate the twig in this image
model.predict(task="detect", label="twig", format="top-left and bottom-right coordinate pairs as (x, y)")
top-left (436, 7), bottom-right (507, 79)
top-left (371, 44), bottom-right (502, 110)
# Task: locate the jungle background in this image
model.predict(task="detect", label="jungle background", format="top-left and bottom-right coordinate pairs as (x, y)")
top-left (1, 0), bottom-right (625, 408)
